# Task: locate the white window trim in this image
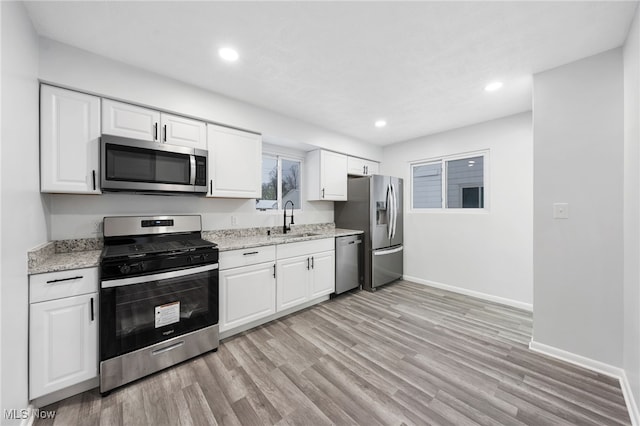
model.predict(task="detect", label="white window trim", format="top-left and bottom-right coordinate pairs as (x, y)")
top-left (409, 149), bottom-right (490, 213)
top-left (258, 151), bottom-right (304, 213)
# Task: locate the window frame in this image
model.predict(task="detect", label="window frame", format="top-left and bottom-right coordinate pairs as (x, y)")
top-left (410, 150), bottom-right (489, 213)
top-left (257, 151), bottom-right (304, 213)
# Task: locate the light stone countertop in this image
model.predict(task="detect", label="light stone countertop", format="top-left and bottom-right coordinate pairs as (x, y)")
top-left (28, 249), bottom-right (103, 275)
top-left (207, 228), bottom-right (363, 252)
top-left (27, 226), bottom-right (363, 275)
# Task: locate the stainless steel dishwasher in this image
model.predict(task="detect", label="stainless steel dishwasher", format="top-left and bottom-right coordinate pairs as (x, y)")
top-left (335, 234), bottom-right (363, 295)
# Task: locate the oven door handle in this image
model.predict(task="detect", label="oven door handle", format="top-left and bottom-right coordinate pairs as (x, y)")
top-left (101, 263), bottom-right (219, 289)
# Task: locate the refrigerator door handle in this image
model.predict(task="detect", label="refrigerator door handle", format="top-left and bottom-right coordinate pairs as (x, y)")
top-left (390, 183), bottom-right (397, 240)
top-left (386, 183), bottom-right (393, 240)
top-left (373, 245), bottom-right (404, 256)
top-left (393, 183), bottom-right (398, 239)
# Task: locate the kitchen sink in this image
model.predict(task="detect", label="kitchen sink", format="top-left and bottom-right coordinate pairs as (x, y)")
top-left (281, 232), bottom-right (322, 238)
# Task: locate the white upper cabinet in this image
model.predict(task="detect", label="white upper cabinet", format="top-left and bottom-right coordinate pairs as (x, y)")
top-left (206, 123), bottom-right (261, 198)
top-left (306, 149), bottom-right (348, 201)
top-left (347, 156), bottom-right (379, 177)
top-left (41, 85), bottom-right (101, 194)
top-left (102, 99), bottom-right (160, 141)
top-left (102, 100), bottom-right (206, 150)
top-left (161, 113), bottom-right (207, 150)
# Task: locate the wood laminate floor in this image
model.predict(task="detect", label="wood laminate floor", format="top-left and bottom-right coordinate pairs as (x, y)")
top-left (35, 280), bottom-right (631, 425)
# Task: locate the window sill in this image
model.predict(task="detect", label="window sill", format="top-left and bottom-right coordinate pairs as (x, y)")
top-left (409, 208), bottom-right (490, 214)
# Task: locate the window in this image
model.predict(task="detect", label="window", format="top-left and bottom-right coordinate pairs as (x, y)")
top-left (256, 154), bottom-right (302, 211)
top-left (411, 152), bottom-right (486, 210)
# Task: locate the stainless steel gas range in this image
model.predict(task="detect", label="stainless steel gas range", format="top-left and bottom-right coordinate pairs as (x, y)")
top-left (99, 215), bottom-right (219, 394)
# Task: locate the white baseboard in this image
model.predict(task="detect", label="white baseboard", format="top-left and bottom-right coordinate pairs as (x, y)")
top-left (403, 275), bottom-right (533, 312)
top-left (621, 370), bottom-right (640, 426)
top-left (530, 340), bottom-right (639, 426)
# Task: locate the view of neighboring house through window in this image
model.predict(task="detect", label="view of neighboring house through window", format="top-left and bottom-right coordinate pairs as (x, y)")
top-left (411, 152), bottom-right (486, 210)
top-left (256, 154), bottom-right (301, 210)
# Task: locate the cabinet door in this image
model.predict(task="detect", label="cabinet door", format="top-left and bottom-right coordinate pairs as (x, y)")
top-left (29, 293), bottom-right (98, 399)
top-left (320, 150), bottom-right (347, 200)
top-left (365, 160), bottom-right (379, 176)
top-left (309, 250), bottom-right (335, 298)
top-left (347, 156), bottom-right (379, 176)
top-left (347, 156), bottom-right (367, 176)
top-left (40, 86), bottom-right (101, 194)
top-left (276, 255), bottom-right (310, 311)
top-left (207, 124), bottom-right (261, 198)
top-left (219, 262), bottom-right (276, 332)
top-left (102, 99), bottom-right (160, 141)
top-left (160, 113), bottom-right (207, 150)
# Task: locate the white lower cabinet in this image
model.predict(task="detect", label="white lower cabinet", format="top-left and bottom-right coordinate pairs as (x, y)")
top-left (309, 250), bottom-right (336, 298)
top-left (219, 239), bottom-right (335, 336)
top-left (218, 246), bottom-right (276, 333)
top-left (277, 255), bottom-right (312, 311)
top-left (219, 262), bottom-right (276, 332)
top-left (29, 268), bottom-right (98, 400)
top-left (276, 238), bottom-right (335, 311)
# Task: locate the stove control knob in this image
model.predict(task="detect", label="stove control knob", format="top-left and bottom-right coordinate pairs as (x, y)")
top-left (119, 264), bottom-right (131, 274)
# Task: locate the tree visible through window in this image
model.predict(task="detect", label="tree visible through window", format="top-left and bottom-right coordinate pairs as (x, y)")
top-left (257, 155), bottom-right (302, 210)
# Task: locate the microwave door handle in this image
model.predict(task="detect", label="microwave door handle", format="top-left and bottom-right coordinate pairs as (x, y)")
top-left (189, 155), bottom-right (196, 185)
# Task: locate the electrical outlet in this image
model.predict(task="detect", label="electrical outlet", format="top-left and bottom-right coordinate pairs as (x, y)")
top-left (94, 221), bottom-right (102, 234)
top-left (231, 216), bottom-right (238, 226)
top-left (553, 203), bottom-right (569, 219)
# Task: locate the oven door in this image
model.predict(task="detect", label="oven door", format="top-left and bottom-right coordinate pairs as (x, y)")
top-left (100, 263), bottom-right (218, 361)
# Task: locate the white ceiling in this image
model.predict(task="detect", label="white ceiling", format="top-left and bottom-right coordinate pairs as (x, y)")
top-left (24, 1), bottom-right (637, 146)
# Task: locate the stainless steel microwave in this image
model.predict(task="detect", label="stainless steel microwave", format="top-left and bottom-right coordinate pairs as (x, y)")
top-left (100, 135), bottom-right (208, 194)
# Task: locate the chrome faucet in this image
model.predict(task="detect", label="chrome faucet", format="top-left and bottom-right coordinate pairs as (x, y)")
top-left (283, 200), bottom-right (295, 234)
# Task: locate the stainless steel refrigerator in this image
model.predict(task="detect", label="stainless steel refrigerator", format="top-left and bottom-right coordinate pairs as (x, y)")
top-left (335, 175), bottom-right (403, 291)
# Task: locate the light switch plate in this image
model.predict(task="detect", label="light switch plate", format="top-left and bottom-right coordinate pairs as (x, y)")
top-left (553, 203), bottom-right (569, 219)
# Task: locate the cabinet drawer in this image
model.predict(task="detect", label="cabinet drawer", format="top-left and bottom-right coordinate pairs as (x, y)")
top-left (219, 245), bottom-right (276, 270)
top-left (30, 267), bottom-right (98, 303)
top-left (276, 238), bottom-right (334, 260)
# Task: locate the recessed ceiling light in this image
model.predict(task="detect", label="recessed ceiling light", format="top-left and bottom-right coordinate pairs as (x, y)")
top-left (374, 120), bottom-right (387, 128)
top-left (218, 47), bottom-right (239, 62)
top-left (485, 81), bottom-right (503, 92)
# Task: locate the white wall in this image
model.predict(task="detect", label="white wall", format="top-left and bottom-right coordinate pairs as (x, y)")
top-left (1, 1), bottom-right (49, 421)
top-left (38, 38), bottom-right (383, 239)
top-left (382, 112), bottom-right (533, 308)
top-left (533, 49), bottom-right (624, 367)
top-left (624, 3), bottom-right (640, 416)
